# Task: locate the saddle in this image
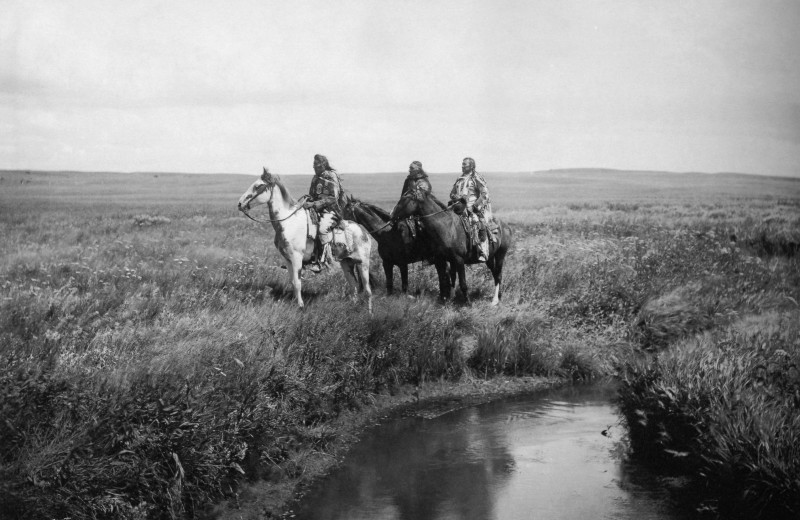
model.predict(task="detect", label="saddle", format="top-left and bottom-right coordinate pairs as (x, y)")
top-left (459, 213), bottom-right (499, 245)
top-left (305, 207), bottom-right (320, 238)
top-left (399, 217), bottom-right (419, 239)
top-left (305, 208), bottom-right (353, 261)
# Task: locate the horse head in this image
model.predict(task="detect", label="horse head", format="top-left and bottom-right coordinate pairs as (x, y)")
top-left (237, 167), bottom-right (276, 212)
top-left (450, 197), bottom-right (468, 216)
top-left (340, 194), bottom-right (358, 220)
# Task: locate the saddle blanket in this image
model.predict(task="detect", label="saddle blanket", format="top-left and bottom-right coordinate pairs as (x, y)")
top-left (331, 223), bottom-right (363, 258)
top-left (461, 214), bottom-right (500, 244)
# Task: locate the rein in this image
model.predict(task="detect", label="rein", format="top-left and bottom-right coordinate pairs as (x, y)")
top-left (240, 184), bottom-right (308, 223)
top-left (395, 190), bottom-right (457, 220)
top-left (348, 201), bottom-right (394, 234)
top-left (369, 219), bottom-right (394, 233)
top-left (415, 205), bottom-right (454, 219)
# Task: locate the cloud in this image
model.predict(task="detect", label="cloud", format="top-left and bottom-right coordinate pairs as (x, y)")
top-left (2, 0), bottom-right (800, 176)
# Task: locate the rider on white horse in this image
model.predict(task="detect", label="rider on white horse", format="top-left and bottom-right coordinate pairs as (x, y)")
top-left (303, 154), bottom-right (344, 272)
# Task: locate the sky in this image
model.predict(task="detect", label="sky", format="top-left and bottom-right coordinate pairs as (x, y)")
top-left (2, 0), bottom-right (800, 177)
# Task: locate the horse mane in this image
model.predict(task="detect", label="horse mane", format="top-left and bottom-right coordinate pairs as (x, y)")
top-left (347, 197), bottom-right (392, 222)
top-left (424, 191), bottom-right (449, 210)
top-left (362, 201), bottom-right (392, 221)
top-left (261, 168), bottom-right (296, 206)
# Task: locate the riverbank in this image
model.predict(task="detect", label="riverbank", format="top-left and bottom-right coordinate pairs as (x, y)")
top-left (210, 375), bottom-right (561, 520)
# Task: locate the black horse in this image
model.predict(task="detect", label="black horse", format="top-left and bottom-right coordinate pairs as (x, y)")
top-left (343, 198), bottom-right (441, 295)
top-left (391, 188), bottom-right (513, 305)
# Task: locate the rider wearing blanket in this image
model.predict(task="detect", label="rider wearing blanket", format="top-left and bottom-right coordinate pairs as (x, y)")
top-left (401, 160), bottom-right (432, 196)
top-left (449, 157), bottom-right (493, 262)
top-left (302, 154), bottom-right (343, 272)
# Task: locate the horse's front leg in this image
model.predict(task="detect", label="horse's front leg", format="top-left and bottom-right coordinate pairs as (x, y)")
top-left (455, 260), bottom-right (469, 304)
top-left (284, 246), bottom-right (304, 309)
top-left (289, 262), bottom-right (304, 309)
top-left (434, 259), bottom-right (450, 302)
top-left (288, 253), bottom-right (304, 308)
top-left (399, 263), bottom-right (409, 293)
top-left (277, 235), bottom-right (304, 308)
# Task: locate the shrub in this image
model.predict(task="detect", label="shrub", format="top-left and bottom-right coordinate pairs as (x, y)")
top-left (132, 215), bottom-right (172, 227)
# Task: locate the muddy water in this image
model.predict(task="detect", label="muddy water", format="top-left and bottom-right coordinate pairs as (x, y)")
top-left (291, 384), bottom-right (688, 520)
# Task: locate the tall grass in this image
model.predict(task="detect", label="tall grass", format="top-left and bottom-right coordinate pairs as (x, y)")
top-left (1, 170), bottom-right (799, 518)
top-left (618, 312), bottom-right (800, 518)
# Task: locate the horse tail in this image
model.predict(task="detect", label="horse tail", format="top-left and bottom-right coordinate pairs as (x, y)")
top-left (497, 219), bottom-right (513, 252)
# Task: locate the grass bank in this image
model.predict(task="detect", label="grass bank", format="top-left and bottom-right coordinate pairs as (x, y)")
top-left (1, 170), bottom-right (798, 519)
top-left (618, 311), bottom-right (800, 519)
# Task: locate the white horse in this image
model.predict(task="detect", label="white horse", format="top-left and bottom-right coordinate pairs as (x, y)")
top-left (238, 168), bottom-right (373, 313)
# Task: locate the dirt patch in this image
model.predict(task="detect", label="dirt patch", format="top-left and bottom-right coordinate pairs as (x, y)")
top-left (208, 375), bottom-right (560, 519)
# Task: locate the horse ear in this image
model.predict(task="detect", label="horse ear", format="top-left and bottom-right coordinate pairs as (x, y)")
top-left (261, 167), bottom-right (269, 181)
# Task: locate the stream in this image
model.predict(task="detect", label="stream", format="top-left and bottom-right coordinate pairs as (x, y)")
top-left (290, 383), bottom-right (690, 520)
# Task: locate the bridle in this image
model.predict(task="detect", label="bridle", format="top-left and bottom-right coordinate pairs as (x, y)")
top-left (344, 200), bottom-right (395, 235)
top-left (239, 182), bottom-right (308, 224)
top-left (390, 189), bottom-right (457, 222)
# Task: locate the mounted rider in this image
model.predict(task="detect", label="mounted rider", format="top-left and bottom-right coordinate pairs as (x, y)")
top-left (449, 157), bottom-right (493, 262)
top-left (401, 160), bottom-right (433, 197)
top-left (302, 154), bottom-right (344, 272)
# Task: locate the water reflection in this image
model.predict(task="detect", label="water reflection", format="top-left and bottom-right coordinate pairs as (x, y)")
top-left (293, 384), bottom-right (687, 520)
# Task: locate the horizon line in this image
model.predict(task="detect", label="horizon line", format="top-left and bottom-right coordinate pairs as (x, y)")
top-left (2, 167), bottom-right (783, 179)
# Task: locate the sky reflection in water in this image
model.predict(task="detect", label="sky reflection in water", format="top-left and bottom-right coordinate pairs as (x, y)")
top-left (293, 384), bottom-right (688, 520)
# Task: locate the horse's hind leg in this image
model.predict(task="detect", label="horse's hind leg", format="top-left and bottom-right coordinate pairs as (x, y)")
top-left (448, 262), bottom-right (456, 298)
top-left (339, 260), bottom-right (358, 300)
top-left (383, 261), bottom-right (395, 295)
top-left (489, 251), bottom-right (506, 306)
top-left (434, 259), bottom-right (453, 303)
top-left (358, 261), bottom-right (373, 314)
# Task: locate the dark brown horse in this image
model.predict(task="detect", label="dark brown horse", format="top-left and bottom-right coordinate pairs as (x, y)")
top-left (391, 188), bottom-right (512, 305)
top-left (343, 197), bottom-right (440, 295)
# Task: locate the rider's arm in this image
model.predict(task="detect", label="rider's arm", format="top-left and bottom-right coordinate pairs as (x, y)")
top-left (419, 178), bottom-right (432, 194)
top-left (449, 180), bottom-right (461, 201)
top-left (316, 173), bottom-right (341, 211)
top-left (473, 174), bottom-right (489, 211)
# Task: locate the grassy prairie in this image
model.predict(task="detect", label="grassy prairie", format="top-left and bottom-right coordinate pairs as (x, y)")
top-left (1, 168), bottom-right (799, 519)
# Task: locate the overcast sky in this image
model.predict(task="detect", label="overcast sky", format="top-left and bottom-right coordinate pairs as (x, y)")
top-left (3, 0), bottom-right (800, 177)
